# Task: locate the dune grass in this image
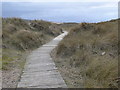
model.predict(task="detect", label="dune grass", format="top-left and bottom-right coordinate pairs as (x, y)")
top-left (53, 19), bottom-right (118, 88)
top-left (2, 18), bottom-right (62, 88)
top-left (2, 18), bottom-right (62, 70)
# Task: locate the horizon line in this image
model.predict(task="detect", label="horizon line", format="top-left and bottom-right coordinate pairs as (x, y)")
top-left (2, 17), bottom-right (118, 24)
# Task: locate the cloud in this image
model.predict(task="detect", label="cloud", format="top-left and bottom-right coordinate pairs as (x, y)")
top-left (91, 2), bottom-right (118, 8)
top-left (2, 2), bottom-right (118, 23)
top-left (2, 0), bottom-right (120, 2)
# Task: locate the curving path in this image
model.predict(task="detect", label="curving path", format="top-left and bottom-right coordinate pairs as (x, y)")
top-left (17, 31), bottom-right (68, 88)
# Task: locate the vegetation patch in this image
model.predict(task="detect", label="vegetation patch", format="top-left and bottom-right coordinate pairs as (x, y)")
top-left (2, 18), bottom-right (62, 88)
top-left (52, 19), bottom-right (118, 88)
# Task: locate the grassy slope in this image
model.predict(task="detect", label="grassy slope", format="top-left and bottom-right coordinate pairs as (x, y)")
top-left (2, 18), bottom-right (62, 87)
top-left (52, 19), bottom-right (118, 88)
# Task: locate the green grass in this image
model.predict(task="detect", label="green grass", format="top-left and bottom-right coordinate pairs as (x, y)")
top-left (2, 49), bottom-right (23, 70)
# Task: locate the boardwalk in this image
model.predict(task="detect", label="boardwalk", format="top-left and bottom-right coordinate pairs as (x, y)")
top-left (17, 31), bottom-right (68, 88)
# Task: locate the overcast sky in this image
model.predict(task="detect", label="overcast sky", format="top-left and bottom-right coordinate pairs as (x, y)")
top-left (2, 0), bottom-right (119, 2)
top-left (2, 0), bottom-right (119, 23)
